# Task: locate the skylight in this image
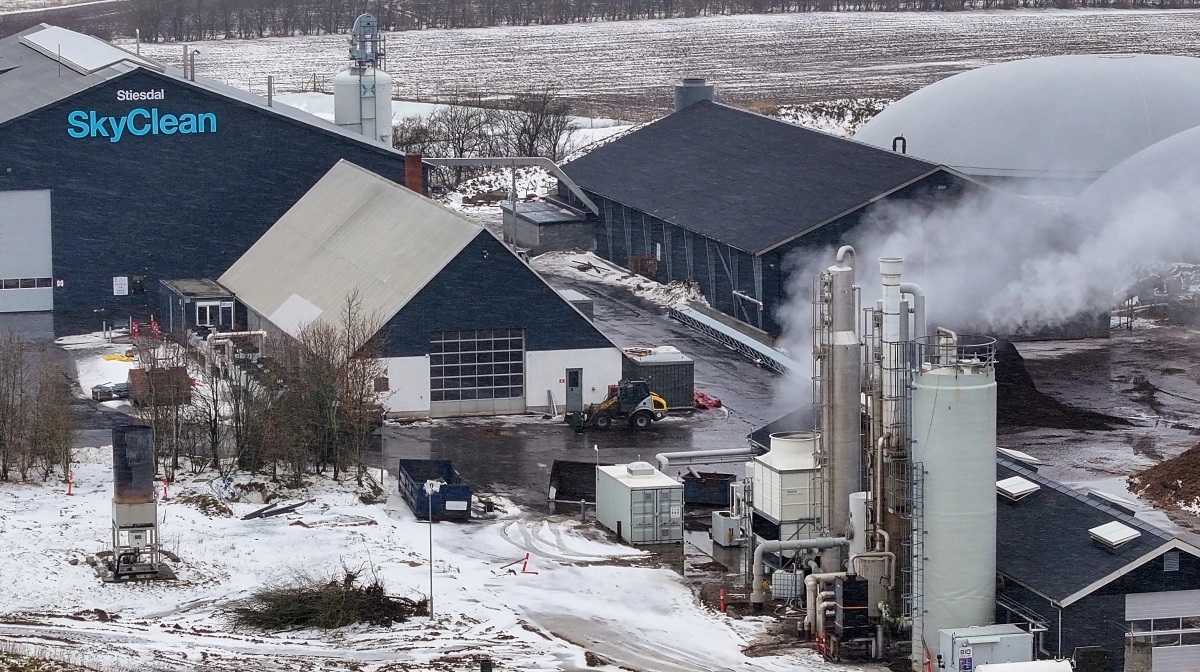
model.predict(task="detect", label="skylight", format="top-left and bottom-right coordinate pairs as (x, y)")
top-left (997, 447), bottom-right (1044, 466)
top-left (1089, 521), bottom-right (1141, 549)
top-left (19, 26), bottom-right (154, 75)
top-left (997, 476), bottom-right (1040, 502)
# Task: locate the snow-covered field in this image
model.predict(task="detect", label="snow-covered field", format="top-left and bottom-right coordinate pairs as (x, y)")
top-left (136, 10), bottom-right (1200, 115)
top-left (0, 445), bottom-right (847, 672)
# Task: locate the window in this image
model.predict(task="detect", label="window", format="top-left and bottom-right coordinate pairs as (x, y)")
top-left (0, 278), bottom-right (52, 290)
top-left (1165, 551), bottom-right (1181, 572)
top-left (429, 328), bottom-right (524, 403)
top-left (1128, 616), bottom-right (1200, 648)
top-left (374, 376), bottom-right (390, 393)
top-left (196, 302), bottom-right (219, 327)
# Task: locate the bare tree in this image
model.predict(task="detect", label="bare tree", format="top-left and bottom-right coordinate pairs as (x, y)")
top-left (0, 333), bottom-right (30, 482)
top-left (494, 88), bottom-right (575, 161)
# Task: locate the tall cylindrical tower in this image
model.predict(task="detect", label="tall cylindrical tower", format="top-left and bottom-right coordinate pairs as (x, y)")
top-left (909, 332), bottom-right (997, 670)
top-left (821, 254), bottom-right (861, 549)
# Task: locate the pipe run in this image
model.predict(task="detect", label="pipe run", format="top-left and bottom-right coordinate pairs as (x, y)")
top-left (750, 537), bottom-right (849, 609)
top-left (655, 448), bottom-right (757, 471)
top-left (803, 571), bottom-right (847, 631)
top-left (835, 245), bottom-right (855, 267)
top-left (899, 282), bottom-right (926, 343)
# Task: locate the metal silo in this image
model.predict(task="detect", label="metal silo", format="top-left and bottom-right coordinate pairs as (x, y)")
top-left (909, 330), bottom-right (997, 668)
top-left (817, 247), bottom-right (861, 559)
top-left (334, 14), bottom-right (394, 145)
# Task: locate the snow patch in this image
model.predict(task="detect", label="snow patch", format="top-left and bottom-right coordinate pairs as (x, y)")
top-left (531, 251), bottom-right (708, 308)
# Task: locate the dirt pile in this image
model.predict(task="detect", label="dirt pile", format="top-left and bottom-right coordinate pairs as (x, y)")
top-left (1130, 443), bottom-right (1200, 510)
top-left (996, 340), bottom-right (1131, 431)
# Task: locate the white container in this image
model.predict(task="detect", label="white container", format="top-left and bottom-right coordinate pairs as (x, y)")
top-left (711, 510), bottom-right (741, 547)
top-left (939, 625), bottom-right (1033, 671)
top-left (913, 361), bottom-right (998, 664)
top-left (753, 432), bottom-right (819, 524)
top-left (596, 462), bottom-right (683, 545)
top-left (770, 569), bottom-right (802, 600)
top-left (976, 663), bottom-right (1071, 672)
top-left (334, 66), bottom-right (393, 145)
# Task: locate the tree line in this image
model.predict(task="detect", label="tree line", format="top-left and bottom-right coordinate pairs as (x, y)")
top-left (3, 0), bottom-right (1190, 43)
top-left (0, 334), bottom-right (75, 483)
top-left (131, 291), bottom-right (386, 487)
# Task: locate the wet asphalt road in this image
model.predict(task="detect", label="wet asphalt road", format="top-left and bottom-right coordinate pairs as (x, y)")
top-left (380, 271), bottom-right (785, 509)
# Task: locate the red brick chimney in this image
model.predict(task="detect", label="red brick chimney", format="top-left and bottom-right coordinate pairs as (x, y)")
top-left (404, 154), bottom-right (424, 195)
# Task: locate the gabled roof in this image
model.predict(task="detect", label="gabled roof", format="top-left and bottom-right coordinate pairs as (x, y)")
top-left (0, 24), bottom-right (401, 155)
top-left (561, 100), bottom-right (941, 254)
top-left (220, 161), bottom-right (483, 337)
top-left (996, 458), bottom-right (1200, 607)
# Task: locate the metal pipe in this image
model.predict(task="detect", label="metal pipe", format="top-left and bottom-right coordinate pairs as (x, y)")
top-left (849, 551), bottom-right (896, 589)
top-left (804, 572), bottom-right (847, 631)
top-left (899, 282), bottom-right (926, 343)
top-left (835, 245), bottom-right (855, 267)
top-left (732, 290), bottom-right (763, 308)
top-left (816, 599), bottom-right (838, 636)
top-left (880, 258), bottom-right (903, 440)
top-left (655, 448), bottom-right (757, 471)
top-left (751, 537), bottom-right (849, 609)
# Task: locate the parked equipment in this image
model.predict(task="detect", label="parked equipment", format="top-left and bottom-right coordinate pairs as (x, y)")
top-left (396, 459), bottom-right (472, 521)
top-left (568, 379), bottom-right (667, 432)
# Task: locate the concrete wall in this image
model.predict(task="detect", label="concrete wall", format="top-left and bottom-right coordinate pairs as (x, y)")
top-left (526, 347), bottom-right (622, 412)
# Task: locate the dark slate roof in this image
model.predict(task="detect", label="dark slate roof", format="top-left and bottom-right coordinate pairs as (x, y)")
top-left (748, 407), bottom-right (813, 450)
top-left (996, 458), bottom-right (1179, 605)
top-left (561, 101), bottom-right (940, 254)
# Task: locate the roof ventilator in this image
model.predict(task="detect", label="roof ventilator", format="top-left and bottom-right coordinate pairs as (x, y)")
top-left (996, 476), bottom-right (1040, 502)
top-left (1088, 521), bottom-right (1141, 549)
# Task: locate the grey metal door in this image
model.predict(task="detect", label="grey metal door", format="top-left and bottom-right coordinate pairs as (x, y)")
top-left (630, 489), bottom-right (657, 543)
top-left (657, 488), bottom-right (684, 542)
top-left (565, 368), bottom-right (583, 413)
top-left (0, 190), bottom-right (53, 313)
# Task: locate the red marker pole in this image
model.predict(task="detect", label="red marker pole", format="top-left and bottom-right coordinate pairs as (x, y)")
top-left (66, 472), bottom-right (74, 496)
top-left (719, 589), bottom-right (726, 613)
top-left (162, 477), bottom-right (169, 501)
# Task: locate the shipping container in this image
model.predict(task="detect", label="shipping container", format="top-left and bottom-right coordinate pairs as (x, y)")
top-left (396, 459), bottom-right (472, 521)
top-left (595, 462), bottom-right (683, 545)
top-left (621, 346), bottom-right (695, 410)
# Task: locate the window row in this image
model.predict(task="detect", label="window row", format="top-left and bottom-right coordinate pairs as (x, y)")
top-left (0, 278), bottom-right (53, 290)
top-left (431, 387), bottom-right (523, 402)
top-left (431, 328), bottom-right (523, 342)
top-left (431, 376), bottom-right (523, 390)
top-left (1128, 617), bottom-right (1200, 646)
top-left (430, 339), bottom-right (524, 354)
top-left (432, 364), bottom-right (524, 378)
top-left (431, 351), bottom-right (524, 365)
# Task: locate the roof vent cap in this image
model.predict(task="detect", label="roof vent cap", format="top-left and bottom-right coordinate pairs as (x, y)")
top-left (997, 476), bottom-right (1040, 502)
top-left (1089, 520), bottom-right (1141, 549)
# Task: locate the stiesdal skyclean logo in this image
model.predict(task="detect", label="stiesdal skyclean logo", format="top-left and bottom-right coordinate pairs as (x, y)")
top-left (67, 89), bottom-right (218, 142)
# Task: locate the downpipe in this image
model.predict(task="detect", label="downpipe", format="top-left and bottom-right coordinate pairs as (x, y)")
top-left (804, 572), bottom-right (847, 632)
top-left (751, 537), bottom-right (849, 611)
top-left (899, 282), bottom-right (926, 342)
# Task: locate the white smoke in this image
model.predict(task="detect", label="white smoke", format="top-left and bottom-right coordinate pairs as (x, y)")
top-left (771, 169), bottom-right (1200, 416)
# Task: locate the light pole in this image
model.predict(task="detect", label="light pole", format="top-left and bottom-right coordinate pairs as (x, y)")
top-left (424, 479), bottom-right (441, 617)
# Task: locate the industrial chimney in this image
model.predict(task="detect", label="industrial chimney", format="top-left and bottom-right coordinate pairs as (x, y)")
top-left (674, 78), bottom-right (715, 113)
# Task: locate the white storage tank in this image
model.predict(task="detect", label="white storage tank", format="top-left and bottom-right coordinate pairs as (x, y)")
top-left (939, 624), bottom-right (1033, 670)
top-left (334, 67), bottom-right (393, 145)
top-left (911, 334), bottom-right (998, 666)
top-left (596, 462), bottom-right (683, 545)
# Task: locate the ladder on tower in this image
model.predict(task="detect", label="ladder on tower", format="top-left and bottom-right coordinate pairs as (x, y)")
top-left (904, 462), bottom-right (927, 666)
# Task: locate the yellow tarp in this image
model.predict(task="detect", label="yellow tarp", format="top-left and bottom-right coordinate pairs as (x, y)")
top-left (102, 354), bottom-right (135, 362)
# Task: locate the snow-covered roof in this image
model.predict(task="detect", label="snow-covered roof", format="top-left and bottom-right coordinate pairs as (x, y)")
top-left (855, 55), bottom-right (1200, 181)
top-left (598, 463), bottom-right (681, 489)
top-left (220, 161), bottom-right (482, 337)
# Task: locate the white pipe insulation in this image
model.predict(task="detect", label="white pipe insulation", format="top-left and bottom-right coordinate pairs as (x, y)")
top-left (899, 282), bottom-right (926, 343)
top-left (654, 448), bottom-right (757, 471)
top-left (750, 537), bottom-right (849, 609)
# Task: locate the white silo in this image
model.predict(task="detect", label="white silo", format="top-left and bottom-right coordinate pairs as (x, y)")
top-left (334, 14), bottom-right (394, 145)
top-left (909, 329), bottom-right (997, 670)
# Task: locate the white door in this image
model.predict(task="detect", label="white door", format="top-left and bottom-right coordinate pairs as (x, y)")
top-left (0, 191), bottom-right (53, 313)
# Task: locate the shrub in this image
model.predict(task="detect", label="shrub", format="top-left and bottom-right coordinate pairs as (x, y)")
top-left (225, 569), bottom-right (427, 631)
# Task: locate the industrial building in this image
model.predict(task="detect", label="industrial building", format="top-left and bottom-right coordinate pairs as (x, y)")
top-left (220, 160), bottom-right (623, 418)
top-left (855, 55), bottom-right (1200, 195)
top-left (557, 80), bottom-right (975, 336)
top-left (995, 457), bottom-right (1200, 672)
top-left (0, 24), bottom-right (412, 333)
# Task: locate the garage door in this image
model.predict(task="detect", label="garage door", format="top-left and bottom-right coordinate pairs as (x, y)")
top-left (429, 328), bottom-right (525, 417)
top-left (0, 191), bottom-right (53, 313)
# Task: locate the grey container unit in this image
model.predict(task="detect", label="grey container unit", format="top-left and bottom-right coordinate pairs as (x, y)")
top-left (501, 199), bottom-right (593, 255)
top-left (159, 278), bottom-right (236, 336)
top-left (595, 462), bottom-right (683, 545)
top-left (622, 347), bottom-right (694, 410)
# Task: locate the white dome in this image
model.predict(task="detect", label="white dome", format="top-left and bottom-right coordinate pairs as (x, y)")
top-left (855, 55), bottom-right (1200, 183)
top-left (1073, 123), bottom-right (1200, 220)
